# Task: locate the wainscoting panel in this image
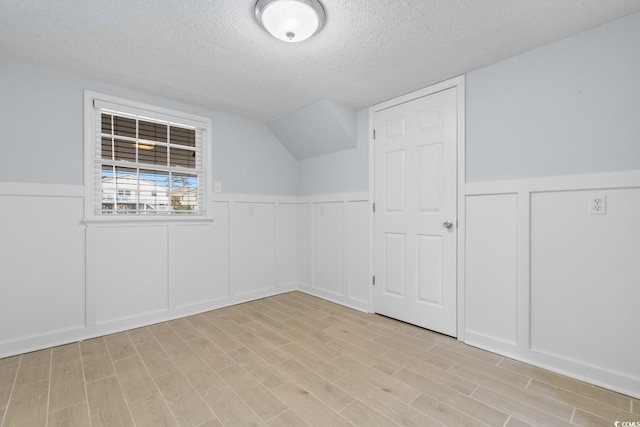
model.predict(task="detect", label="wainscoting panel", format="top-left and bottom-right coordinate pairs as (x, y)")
top-left (299, 193), bottom-right (370, 311)
top-left (465, 193), bottom-right (518, 345)
top-left (171, 204), bottom-right (230, 309)
top-left (297, 203), bottom-right (311, 286)
top-left (347, 201), bottom-right (370, 304)
top-left (275, 203), bottom-right (299, 286)
top-left (94, 225), bottom-right (169, 324)
top-left (312, 202), bottom-right (345, 296)
top-left (464, 170), bottom-right (640, 398)
top-left (0, 185), bottom-right (85, 351)
top-left (209, 201), bottom-right (231, 299)
top-left (229, 202), bottom-right (276, 296)
top-left (0, 187), bottom-right (300, 358)
top-left (530, 187), bottom-right (640, 383)
top-left (3, 177), bottom-right (637, 399)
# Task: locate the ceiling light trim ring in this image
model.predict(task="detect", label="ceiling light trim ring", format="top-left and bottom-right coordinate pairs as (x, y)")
top-left (255, 0), bottom-right (326, 43)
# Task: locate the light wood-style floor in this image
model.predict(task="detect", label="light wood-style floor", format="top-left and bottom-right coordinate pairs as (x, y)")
top-left (0, 292), bottom-right (637, 427)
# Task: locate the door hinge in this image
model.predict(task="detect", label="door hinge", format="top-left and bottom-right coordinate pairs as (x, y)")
top-left (373, 129), bottom-right (376, 140)
top-left (372, 276), bottom-right (376, 286)
top-left (372, 202), bottom-right (376, 213)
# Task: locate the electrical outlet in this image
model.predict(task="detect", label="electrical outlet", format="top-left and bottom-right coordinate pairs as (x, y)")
top-left (588, 195), bottom-right (606, 215)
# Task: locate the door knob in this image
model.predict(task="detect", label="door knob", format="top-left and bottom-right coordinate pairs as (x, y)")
top-left (443, 220), bottom-right (454, 229)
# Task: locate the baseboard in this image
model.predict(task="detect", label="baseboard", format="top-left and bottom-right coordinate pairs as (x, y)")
top-left (0, 285), bottom-right (297, 359)
top-left (465, 333), bottom-right (640, 399)
top-left (297, 285), bottom-right (369, 313)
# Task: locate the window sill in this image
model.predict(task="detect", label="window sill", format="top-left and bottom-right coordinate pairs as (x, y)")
top-left (82, 216), bottom-right (214, 226)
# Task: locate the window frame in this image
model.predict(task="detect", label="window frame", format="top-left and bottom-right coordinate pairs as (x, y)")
top-left (83, 90), bottom-right (213, 223)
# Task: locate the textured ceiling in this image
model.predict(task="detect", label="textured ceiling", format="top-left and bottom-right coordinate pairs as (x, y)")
top-left (1, 0), bottom-right (640, 122)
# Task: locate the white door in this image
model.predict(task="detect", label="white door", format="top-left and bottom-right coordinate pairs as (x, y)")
top-left (373, 87), bottom-right (458, 337)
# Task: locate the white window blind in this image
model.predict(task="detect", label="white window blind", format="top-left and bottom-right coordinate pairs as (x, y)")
top-left (92, 101), bottom-right (205, 216)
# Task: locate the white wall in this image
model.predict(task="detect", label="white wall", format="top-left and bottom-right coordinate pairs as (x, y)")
top-left (464, 171), bottom-right (640, 398)
top-left (297, 193), bottom-right (371, 311)
top-left (462, 11), bottom-right (640, 399)
top-left (0, 184), bottom-right (302, 357)
top-left (0, 183), bottom-right (85, 349)
top-left (0, 182), bottom-right (370, 357)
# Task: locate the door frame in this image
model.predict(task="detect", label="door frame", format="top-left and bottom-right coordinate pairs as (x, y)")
top-left (368, 75), bottom-right (466, 340)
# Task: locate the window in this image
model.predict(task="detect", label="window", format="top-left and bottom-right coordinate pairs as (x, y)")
top-left (84, 91), bottom-right (212, 220)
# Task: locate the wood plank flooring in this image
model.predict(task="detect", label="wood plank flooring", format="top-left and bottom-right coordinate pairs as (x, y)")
top-left (0, 292), bottom-right (637, 426)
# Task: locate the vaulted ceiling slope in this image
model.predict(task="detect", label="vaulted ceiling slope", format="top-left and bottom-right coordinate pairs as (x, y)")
top-left (2, 1), bottom-right (640, 122)
top-left (267, 100), bottom-right (357, 160)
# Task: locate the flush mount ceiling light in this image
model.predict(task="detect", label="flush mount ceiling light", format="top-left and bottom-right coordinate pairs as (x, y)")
top-left (255, 0), bottom-right (325, 43)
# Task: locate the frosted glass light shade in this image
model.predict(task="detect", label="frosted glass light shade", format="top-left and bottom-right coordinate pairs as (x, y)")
top-left (255, 0), bottom-right (325, 43)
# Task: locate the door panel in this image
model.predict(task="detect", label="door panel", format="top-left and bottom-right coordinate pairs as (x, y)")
top-left (384, 150), bottom-right (406, 212)
top-left (417, 235), bottom-right (443, 305)
top-left (418, 143), bottom-right (443, 212)
top-left (383, 233), bottom-right (406, 297)
top-left (374, 87), bottom-right (457, 337)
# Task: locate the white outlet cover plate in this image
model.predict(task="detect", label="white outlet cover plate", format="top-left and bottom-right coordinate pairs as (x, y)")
top-left (588, 194), bottom-right (606, 215)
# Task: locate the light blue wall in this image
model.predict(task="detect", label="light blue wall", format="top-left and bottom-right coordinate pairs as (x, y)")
top-left (466, 12), bottom-right (640, 182)
top-left (267, 100), bottom-right (357, 160)
top-left (297, 12), bottom-right (640, 194)
top-left (212, 112), bottom-right (297, 195)
top-left (6, 11), bottom-right (637, 195)
top-left (297, 109), bottom-right (369, 196)
top-left (0, 57), bottom-right (298, 195)
top-left (0, 59), bottom-right (83, 185)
